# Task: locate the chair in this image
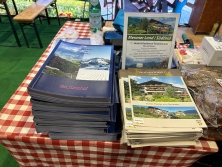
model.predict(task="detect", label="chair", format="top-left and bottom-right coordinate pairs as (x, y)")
top-left (104, 0), bottom-right (114, 20)
top-left (33, 0), bottom-right (60, 26)
top-left (82, 0), bottom-right (88, 21)
top-left (13, 0), bottom-right (61, 48)
top-left (0, 0), bottom-right (21, 47)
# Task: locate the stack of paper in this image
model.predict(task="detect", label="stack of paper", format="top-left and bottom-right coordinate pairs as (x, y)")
top-left (28, 40), bottom-right (121, 141)
top-left (118, 68), bottom-right (207, 148)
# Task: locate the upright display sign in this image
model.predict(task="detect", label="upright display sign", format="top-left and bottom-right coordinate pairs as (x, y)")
top-left (122, 12), bottom-right (179, 69)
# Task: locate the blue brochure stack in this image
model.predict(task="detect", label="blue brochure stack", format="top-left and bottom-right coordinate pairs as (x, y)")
top-left (27, 40), bottom-right (121, 141)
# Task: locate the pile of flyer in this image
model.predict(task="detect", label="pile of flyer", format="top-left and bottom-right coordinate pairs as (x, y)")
top-left (118, 68), bottom-right (207, 148)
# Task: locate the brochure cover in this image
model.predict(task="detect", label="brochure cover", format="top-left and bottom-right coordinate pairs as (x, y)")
top-left (29, 70), bottom-right (118, 105)
top-left (119, 77), bottom-right (203, 134)
top-left (28, 40), bottom-right (115, 102)
top-left (128, 75), bottom-right (207, 128)
top-left (122, 12), bottom-right (179, 69)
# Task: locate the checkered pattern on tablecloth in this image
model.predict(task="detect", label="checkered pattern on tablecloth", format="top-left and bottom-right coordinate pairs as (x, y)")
top-left (0, 21), bottom-right (218, 167)
top-left (0, 138), bottom-right (218, 167)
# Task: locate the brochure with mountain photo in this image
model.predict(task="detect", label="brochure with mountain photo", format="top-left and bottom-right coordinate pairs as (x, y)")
top-left (28, 40), bottom-right (115, 103)
top-left (128, 75), bottom-right (207, 128)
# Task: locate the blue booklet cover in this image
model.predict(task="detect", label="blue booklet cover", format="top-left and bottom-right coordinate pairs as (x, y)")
top-left (28, 40), bottom-right (115, 102)
top-left (32, 109), bottom-right (111, 121)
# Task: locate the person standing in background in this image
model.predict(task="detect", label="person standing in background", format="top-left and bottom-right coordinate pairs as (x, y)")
top-left (150, 0), bottom-right (168, 13)
top-left (150, 0), bottom-right (187, 13)
top-left (173, 0), bottom-right (188, 13)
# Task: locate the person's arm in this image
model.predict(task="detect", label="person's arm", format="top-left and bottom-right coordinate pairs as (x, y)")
top-left (161, 0), bottom-right (168, 13)
top-left (173, 0), bottom-right (187, 13)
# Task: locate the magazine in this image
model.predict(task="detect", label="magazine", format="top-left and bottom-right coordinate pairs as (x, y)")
top-left (28, 40), bottom-right (115, 103)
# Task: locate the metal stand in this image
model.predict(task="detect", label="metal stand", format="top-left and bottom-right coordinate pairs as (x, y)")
top-left (35, 0), bottom-right (60, 26)
top-left (19, 20), bottom-right (43, 48)
top-left (82, 0), bottom-right (89, 21)
top-left (18, 0), bottom-right (61, 48)
top-left (0, 1), bottom-right (21, 47)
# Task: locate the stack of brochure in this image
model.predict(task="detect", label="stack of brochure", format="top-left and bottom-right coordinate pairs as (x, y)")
top-left (27, 40), bottom-right (121, 141)
top-left (118, 69), bottom-right (207, 148)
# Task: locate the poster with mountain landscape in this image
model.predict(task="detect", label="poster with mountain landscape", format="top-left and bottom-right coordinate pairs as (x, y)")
top-left (128, 75), bottom-right (207, 128)
top-left (28, 40), bottom-right (114, 102)
top-left (122, 12), bottom-right (179, 69)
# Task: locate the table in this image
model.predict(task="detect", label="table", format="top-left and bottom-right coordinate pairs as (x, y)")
top-left (0, 21), bottom-right (218, 167)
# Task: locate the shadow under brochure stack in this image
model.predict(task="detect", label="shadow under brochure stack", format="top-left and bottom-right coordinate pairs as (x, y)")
top-left (118, 68), bottom-right (207, 148)
top-left (28, 40), bottom-right (121, 141)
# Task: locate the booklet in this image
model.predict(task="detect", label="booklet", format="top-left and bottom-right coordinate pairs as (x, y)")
top-left (28, 40), bottom-right (115, 103)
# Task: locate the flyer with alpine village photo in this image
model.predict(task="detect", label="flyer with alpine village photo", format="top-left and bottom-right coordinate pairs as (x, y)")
top-left (122, 12), bottom-right (179, 69)
top-left (128, 75), bottom-right (207, 128)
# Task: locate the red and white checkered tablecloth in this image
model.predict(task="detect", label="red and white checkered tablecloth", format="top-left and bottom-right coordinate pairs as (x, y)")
top-left (0, 21), bottom-right (218, 167)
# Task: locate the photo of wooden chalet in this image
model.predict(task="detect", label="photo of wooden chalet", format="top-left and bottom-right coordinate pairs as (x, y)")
top-left (139, 80), bottom-right (189, 98)
top-left (156, 109), bottom-right (169, 118)
top-left (149, 19), bottom-right (171, 34)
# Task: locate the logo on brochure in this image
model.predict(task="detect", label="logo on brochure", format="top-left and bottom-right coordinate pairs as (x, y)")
top-left (131, 140), bottom-right (141, 145)
top-left (126, 122), bottom-right (135, 128)
top-left (196, 120), bottom-right (203, 126)
top-left (134, 118), bottom-right (144, 125)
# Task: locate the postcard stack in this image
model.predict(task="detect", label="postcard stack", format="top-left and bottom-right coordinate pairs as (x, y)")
top-left (27, 40), bottom-right (121, 141)
top-left (118, 68), bottom-right (207, 148)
